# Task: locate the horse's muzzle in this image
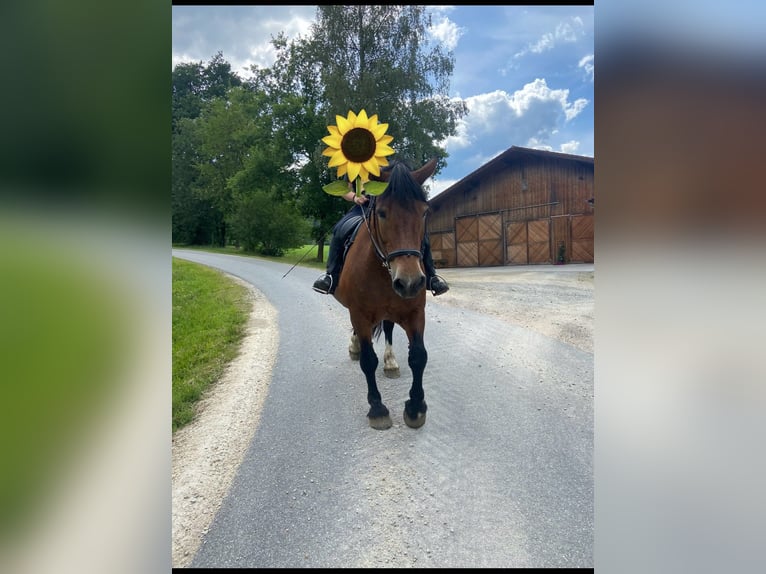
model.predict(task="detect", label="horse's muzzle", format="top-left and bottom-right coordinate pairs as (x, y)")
top-left (391, 269), bottom-right (426, 299)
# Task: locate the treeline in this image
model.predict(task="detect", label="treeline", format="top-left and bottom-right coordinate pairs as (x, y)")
top-left (171, 6), bottom-right (467, 258)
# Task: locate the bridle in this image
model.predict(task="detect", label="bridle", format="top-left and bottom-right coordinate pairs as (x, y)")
top-left (361, 195), bottom-right (425, 273)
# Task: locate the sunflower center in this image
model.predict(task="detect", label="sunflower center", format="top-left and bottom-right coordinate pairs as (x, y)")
top-left (341, 128), bottom-right (376, 164)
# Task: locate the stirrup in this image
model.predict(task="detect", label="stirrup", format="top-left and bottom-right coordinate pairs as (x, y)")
top-left (429, 274), bottom-right (449, 296)
top-left (312, 274), bottom-right (334, 294)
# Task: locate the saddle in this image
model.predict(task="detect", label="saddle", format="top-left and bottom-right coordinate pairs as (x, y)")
top-left (337, 215), bottom-right (364, 264)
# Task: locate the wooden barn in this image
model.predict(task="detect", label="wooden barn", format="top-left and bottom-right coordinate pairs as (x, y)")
top-left (427, 146), bottom-right (594, 267)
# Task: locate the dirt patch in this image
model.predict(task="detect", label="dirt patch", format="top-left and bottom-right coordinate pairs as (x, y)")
top-left (434, 265), bottom-right (594, 353)
top-left (171, 264), bottom-right (593, 567)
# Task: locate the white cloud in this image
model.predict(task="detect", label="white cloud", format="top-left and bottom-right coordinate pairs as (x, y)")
top-left (428, 13), bottom-right (463, 51)
top-left (171, 7), bottom-right (316, 78)
top-left (513, 16), bottom-right (585, 60)
top-left (579, 54), bottom-right (594, 82)
top-left (443, 79), bottom-right (588, 152)
top-left (560, 140), bottom-right (581, 154)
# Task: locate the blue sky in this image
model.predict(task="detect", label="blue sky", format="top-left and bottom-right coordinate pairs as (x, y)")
top-left (172, 5), bottom-right (594, 198)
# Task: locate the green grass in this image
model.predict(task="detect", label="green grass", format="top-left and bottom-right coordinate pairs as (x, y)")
top-left (172, 258), bottom-right (253, 432)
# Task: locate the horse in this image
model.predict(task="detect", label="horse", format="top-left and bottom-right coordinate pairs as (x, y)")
top-left (333, 158), bottom-right (437, 430)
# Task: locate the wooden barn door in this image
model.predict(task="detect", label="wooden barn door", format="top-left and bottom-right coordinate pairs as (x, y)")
top-left (570, 214), bottom-right (594, 262)
top-left (478, 213), bottom-right (503, 266)
top-left (456, 213), bottom-right (502, 267)
top-left (506, 221), bottom-right (528, 264)
top-left (455, 216), bottom-right (478, 267)
top-left (527, 219), bottom-right (551, 263)
top-left (505, 218), bottom-right (552, 264)
top-left (429, 231), bottom-right (455, 268)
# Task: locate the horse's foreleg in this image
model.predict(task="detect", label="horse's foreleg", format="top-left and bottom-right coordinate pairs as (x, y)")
top-left (382, 320), bottom-right (400, 379)
top-left (403, 331), bottom-right (428, 429)
top-left (358, 336), bottom-right (392, 430)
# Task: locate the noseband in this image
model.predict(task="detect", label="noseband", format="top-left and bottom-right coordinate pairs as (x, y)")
top-left (362, 196), bottom-right (424, 272)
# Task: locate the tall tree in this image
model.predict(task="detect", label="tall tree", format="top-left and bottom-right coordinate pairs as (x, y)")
top-left (172, 53), bottom-right (244, 245)
top-left (249, 6), bottom-right (468, 258)
top-left (305, 5), bottom-right (467, 169)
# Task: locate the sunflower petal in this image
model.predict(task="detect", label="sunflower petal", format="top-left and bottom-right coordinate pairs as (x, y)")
top-left (377, 134), bottom-right (393, 146)
top-left (375, 156), bottom-right (389, 167)
top-left (327, 125), bottom-right (340, 137)
top-left (336, 114), bottom-right (351, 135)
top-left (358, 165), bottom-right (370, 182)
top-left (356, 109), bottom-right (369, 127)
top-left (322, 147), bottom-right (336, 157)
top-left (371, 122), bottom-right (389, 139)
top-left (328, 149), bottom-right (347, 168)
top-left (363, 158), bottom-right (381, 177)
top-left (337, 163), bottom-right (347, 178)
top-left (370, 124), bottom-right (393, 140)
top-left (347, 161), bottom-right (361, 182)
top-left (375, 142), bottom-right (395, 157)
top-left (322, 134), bottom-right (342, 148)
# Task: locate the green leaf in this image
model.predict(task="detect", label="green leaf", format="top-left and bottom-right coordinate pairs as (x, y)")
top-left (362, 181), bottom-right (389, 196)
top-left (322, 180), bottom-right (350, 196)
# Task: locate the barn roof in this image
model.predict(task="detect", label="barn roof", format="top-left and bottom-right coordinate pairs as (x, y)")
top-left (429, 145), bottom-right (594, 207)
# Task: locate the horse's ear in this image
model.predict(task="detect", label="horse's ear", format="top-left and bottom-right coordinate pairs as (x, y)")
top-left (411, 158), bottom-right (438, 185)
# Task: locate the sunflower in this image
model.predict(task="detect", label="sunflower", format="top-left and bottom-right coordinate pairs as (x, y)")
top-left (322, 109), bottom-right (395, 184)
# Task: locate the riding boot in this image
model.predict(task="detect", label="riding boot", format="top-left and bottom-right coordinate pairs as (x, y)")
top-left (422, 234), bottom-right (449, 296)
top-left (313, 231), bottom-right (344, 294)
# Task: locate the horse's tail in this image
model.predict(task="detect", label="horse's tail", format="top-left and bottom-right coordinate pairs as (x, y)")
top-left (372, 321), bottom-right (384, 342)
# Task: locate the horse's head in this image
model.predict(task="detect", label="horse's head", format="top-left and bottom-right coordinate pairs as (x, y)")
top-left (370, 158), bottom-right (438, 299)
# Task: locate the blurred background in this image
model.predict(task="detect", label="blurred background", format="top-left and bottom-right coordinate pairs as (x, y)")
top-left (0, 1), bottom-right (763, 573)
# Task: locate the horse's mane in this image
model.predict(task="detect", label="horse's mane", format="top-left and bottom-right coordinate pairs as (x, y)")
top-left (379, 160), bottom-right (428, 204)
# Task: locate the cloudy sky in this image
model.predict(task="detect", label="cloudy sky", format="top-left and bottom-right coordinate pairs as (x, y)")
top-left (172, 5), bottom-right (594, 198)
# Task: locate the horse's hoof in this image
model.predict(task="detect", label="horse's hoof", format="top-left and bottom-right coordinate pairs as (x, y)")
top-left (403, 410), bottom-right (426, 429)
top-left (403, 399), bottom-right (427, 428)
top-left (349, 351), bottom-right (360, 361)
top-left (383, 367), bottom-right (400, 379)
top-left (368, 415), bottom-right (393, 430)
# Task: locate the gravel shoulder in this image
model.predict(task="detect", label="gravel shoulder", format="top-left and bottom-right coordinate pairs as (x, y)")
top-left (171, 264), bottom-right (594, 567)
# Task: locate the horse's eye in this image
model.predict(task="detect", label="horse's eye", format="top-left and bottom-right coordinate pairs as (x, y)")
top-left (377, 209), bottom-right (387, 219)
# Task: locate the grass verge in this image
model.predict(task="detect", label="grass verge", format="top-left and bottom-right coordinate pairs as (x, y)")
top-left (172, 258), bottom-right (252, 432)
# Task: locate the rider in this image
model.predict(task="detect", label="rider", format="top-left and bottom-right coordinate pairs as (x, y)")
top-left (312, 178), bottom-right (449, 296)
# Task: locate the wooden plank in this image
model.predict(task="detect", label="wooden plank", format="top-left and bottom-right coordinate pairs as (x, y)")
top-left (429, 231), bottom-right (456, 267)
top-left (528, 219), bottom-right (551, 263)
top-left (507, 243), bottom-right (528, 264)
top-left (571, 214), bottom-right (594, 239)
top-left (456, 217), bottom-right (478, 242)
top-left (506, 221), bottom-right (527, 244)
top-left (478, 213), bottom-right (502, 241)
top-left (571, 239), bottom-right (594, 262)
top-left (457, 241), bottom-right (478, 267)
top-left (479, 239), bottom-right (503, 266)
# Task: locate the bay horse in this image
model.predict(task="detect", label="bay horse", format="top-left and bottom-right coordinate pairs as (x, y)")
top-left (333, 158), bottom-right (437, 430)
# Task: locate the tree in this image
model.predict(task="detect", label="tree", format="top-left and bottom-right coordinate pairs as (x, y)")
top-left (172, 52), bottom-right (242, 133)
top-left (248, 6), bottom-right (468, 258)
top-left (226, 191), bottom-right (310, 256)
top-left (305, 6), bottom-right (467, 170)
top-left (172, 53), bottom-right (244, 245)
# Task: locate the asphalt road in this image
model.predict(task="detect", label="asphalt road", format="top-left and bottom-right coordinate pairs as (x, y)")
top-left (172, 249), bottom-right (593, 568)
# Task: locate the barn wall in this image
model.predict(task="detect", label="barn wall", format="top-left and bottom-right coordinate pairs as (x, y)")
top-left (427, 153), bottom-right (594, 267)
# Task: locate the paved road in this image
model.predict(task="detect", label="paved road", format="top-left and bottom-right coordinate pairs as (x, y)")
top-left (172, 249), bottom-right (593, 568)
